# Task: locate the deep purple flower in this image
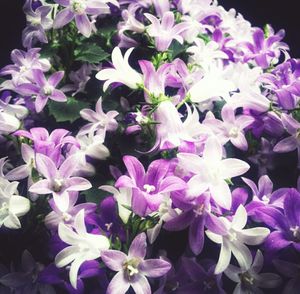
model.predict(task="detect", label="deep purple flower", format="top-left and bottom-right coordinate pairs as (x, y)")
top-left (243, 26), bottom-right (288, 69)
top-left (258, 189), bottom-right (300, 252)
top-left (101, 233), bottom-right (171, 294)
top-left (115, 156), bottom-right (187, 216)
top-left (17, 69), bottom-right (67, 112)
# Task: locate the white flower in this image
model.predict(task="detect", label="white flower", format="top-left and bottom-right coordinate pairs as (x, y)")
top-left (206, 205), bottom-right (270, 274)
top-left (55, 210), bottom-right (110, 289)
top-left (0, 180), bottom-right (30, 229)
top-left (99, 185), bottom-right (132, 224)
top-left (187, 38), bottom-right (228, 70)
top-left (178, 136), bottom-right (250, 209)
top-left (188, 64), bottom-right (236, 110)
top-left (96, 47), bottom-right (143, 91)
top-left (225, 250), bottom-right (282, 293)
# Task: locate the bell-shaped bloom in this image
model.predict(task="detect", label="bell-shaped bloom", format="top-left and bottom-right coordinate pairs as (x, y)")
top-left (29, 153), bottom-right (91, 210)
top-left (0, 179), bottom-right (30, 229)
top-left (79, 97), bottom-right (118, 135)
top-left (144, 11), bottom-right (189, 52)
top-left (54, 0), bottom-right (118, 37)
top-left (96, 47), bottom-right (143, 91)
top-left (258, 189), bottom-right (300, 253)
top-left (16, 69), bottom-right (67, 112)
top-left (55, 210), bottom-right (110, 289)
top-left (178, 136), bottom-right (250, 209)
top-left (115, 156), bottom-right (187, 216)
top-left (206, 205), bottom-right (270, 274)
top-left (101, 233), bottom-right (171, 294)
top-left (225, 250), bottom-right (281, 293)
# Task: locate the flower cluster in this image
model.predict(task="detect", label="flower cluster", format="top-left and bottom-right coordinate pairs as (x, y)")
top-left (0, 0), bottom-right (299, 293)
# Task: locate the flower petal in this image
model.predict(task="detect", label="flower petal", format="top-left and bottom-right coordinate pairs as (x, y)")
top-left (101, 250), bottom-right (127, 271)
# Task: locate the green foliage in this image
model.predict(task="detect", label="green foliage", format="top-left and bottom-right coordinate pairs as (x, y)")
top-left (48, 97), bottom-right (90, 123)
top-left (74, 43), bottom-right (110, 64)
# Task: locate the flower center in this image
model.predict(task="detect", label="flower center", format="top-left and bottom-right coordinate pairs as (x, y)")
top-left (261, 195), bottom-right (270, 204)
top-left (62, 212), bottom-right (72, 222)
top-left (0, 202), bottom-right (9, 217)
top-left (53, 178), bottom-right (64, 192)
top-left (27, 15), bottom-right (41, 26)
top-left (193, 203), bottom-right (205, 216)
top-left (105, 222), bottom-right (113, 231)
top-left (43, 85), bottom-right (54, 96)
top-left (123, 258), bottom-right (140, 280)
top-left (228, 230), bottom-right (238, 242)
top-left (229, 126), bottom-right (239, 138)
top-left (239, 271), bottom-right (254, 285)
top-left (143, 184), bottom-right (156, 194)
top-left (290, 226), bottom-right (300, 241)
top-left (71, 0), bottom-right (87, 14)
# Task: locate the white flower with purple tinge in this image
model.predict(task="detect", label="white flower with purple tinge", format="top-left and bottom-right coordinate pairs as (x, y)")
top-left (178, 136), bottom-right (250, 209)
top-left (101, 233), bottom-right (171, 294)
top-left (96, 47), bottom-right (143, 91)
top-left (0, 176), bottom-right (30, 230)
top-left (206, 205), bottom-right (270, 274)
top-left (55, 209), bottom-right (110, 288)
top-left (54, 0), bottom-right (119, 37)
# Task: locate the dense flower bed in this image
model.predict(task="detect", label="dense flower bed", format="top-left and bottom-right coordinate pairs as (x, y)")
top-left (0, 0), bottom-right (299, 293)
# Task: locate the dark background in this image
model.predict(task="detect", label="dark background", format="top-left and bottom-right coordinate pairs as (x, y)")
top-left (1, 0), bottom-right (300, 68)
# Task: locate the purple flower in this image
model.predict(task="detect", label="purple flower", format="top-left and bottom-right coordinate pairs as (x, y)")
top-left (115, 156), bottom-right (187, 216)
top-left (259, 189), bottom-right (300, 253)
top-left (243, 26), bottom-right (288, 69)
top-left (273, 113), bottom-right (300, 167)
top-left (144, 11), bottom-right (189, 52)
top-left (164, 194), bottom-right (227, 255)
top-left (53, 0), bottom-right (119, 38)
top-left (261, 59), bottom-right (300, 110)
top-left (101, 233), bottom-right (171, 294)
top-left (17, 69), bottom-right (67, 112)
top-left (29, 153), bottom-right (91, 210)
top-left (22, 0), bottom-right (53, 48)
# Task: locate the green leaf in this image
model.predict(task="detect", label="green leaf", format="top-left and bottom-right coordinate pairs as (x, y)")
top-left (74, 43), bottom-right (110, 63)
top-left (48, 97), bottom-right (90, 123)
top-left (83, 186), bottom-right (108, 204)
top-left (168, 40), bottom-right (186, 60)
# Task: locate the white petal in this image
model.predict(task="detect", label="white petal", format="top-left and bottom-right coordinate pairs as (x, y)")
top-left (232, 205), bottom-right (247, 230)
top-left (9, 196), bottom-right (30, 216)
top-left (215, 239), bottom-right (231, 274)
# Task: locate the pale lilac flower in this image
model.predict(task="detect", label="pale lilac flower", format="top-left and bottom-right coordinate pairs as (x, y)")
top-left (54, 0), bottom-right (119, 38)
top-left (0, 110), bottom-right (22, 135)
top-left (96, 47), bottom-right (143, 91)
top-left (45, 192), bottom-right (96, 229)
top-left (144, 11), bottom-right (189, 52)
top-left (115, 156), bottom-right (187, 216)
top-left (22, 0), bottom-right (53, 48)
top-left (0, 178), bottom-right (30, 229)
top-left (55, 209), bottom-right (110, 288)
top-left (204, 105), bottom-right (254, 151)
top-left (29, 153), bottom-right (91, 210)
top-left (0, 48), bottom-right (51, 89)
top-left (225, 250), bottom-right (281, 293)
top-left (17, 69), bottom-right (67, 113)
top-left (206, 205), bottom-right (270, 274)
top-left (273, 113), bottom-right (300, 167)
top-left (79, 97), bottom-right (118, 135)
top-left (101, 233), bottom-right (171, 294)
top-left (178, 136), bottom-right (250, 209)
